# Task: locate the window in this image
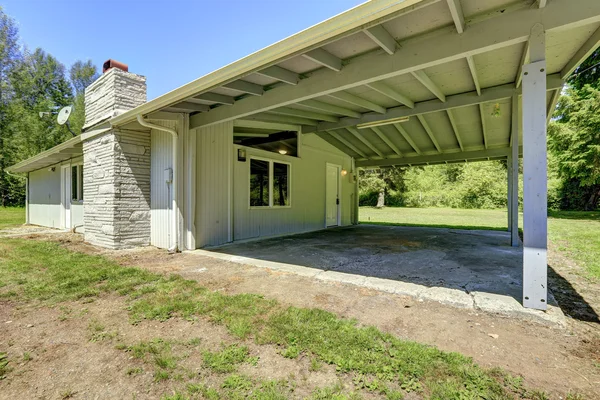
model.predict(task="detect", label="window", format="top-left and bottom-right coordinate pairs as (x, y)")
top-left (71, 164), bottom-right (83, 201)
top-left (249, 158), bottom-right (291, 208)
top-left (250, 159), bottom-right (269, 207)
top-left (273, 162), bottom-right (289, 206)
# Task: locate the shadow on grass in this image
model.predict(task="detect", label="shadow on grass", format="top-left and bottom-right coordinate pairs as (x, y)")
top-left (548, 264), bottom-right (600, 323)
top-left (548, 210), bottom-right (600, 221)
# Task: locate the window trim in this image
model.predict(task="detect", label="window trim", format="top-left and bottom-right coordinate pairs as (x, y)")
top-left (71, 162), bottom-right (84, 203)
top-left (248, 156), bottom-right (292, 210)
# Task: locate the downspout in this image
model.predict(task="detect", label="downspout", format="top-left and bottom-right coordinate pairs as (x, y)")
top-left (136, 115), bottom-right (179, 252)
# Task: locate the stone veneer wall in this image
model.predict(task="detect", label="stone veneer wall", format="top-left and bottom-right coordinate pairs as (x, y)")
top-left (83, 129), bottom-right (151, 249)
top-left (83, 68), bottom-right (146, 130)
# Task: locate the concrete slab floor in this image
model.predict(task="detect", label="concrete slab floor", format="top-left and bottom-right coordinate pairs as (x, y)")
top-left (192, 225), bottom-right (565, 326)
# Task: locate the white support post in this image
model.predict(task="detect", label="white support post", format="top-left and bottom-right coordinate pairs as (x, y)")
top-left (522, 24), bottom-right (547, 310)
top-left (507, 154), bottom-right (512, 232)
top-left (182, 114), bottom-right (196, 250)
top-left (511, 95), bottom-right (520, 247)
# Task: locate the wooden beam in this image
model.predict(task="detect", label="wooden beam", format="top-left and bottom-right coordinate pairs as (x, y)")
top-left (446, 0), bottom-right (465, 33)
top-left (190, 1), bottom-right (598, 129)
top-left (370, 126), bottom-right (403, 156)
top-left (256, 65), bottom-right (299, 85)
top-left (357, 147), bottom-right (512, 168)
top-left (561, 26), bottom-right (600, 79)
top-left (365, 81), bottom-right (414, 108)
top-left (233, 132), bottom-right (271, 138)
top-left (478, 103), bottom-right (488, 149)
top-left (363, 25), bottom-right (397, 55)
top-left (170, 102), bottom-right (210, 112)
top-left (234, 120), bottom-right (298, 131)
top-left (193, 92), bottom-right (235, 105)
top-left (223, 80), bottom-right (264, 96)
top-left (466, 56), bottom-right (481, 95)
top-left (302, 48), bottom-right (342, 72)
top-left (309, 74), bottom-right (564, 133)
top-left (392, 123), bottom-right (422, 155)
top-left (346, 127), bottom-right (385, 158)
top-left (446, 109), bottom-right (464, 151)
top-left (328, 130), bottom-right (368, 158)
top-left (515, 41), bottom-right (530, 88)
top-left (300, 99), bottom-right (361, 118)
top-left (270, 106), bottom-right (339, 122)
top-left (246, 112), bottom-right (318, 126)
top-left (411, 70), bottom-right (446, 102)
top-left (416, 115), bottom-right (442, 152)
top-left (329, 91), bottom-right (386, 114)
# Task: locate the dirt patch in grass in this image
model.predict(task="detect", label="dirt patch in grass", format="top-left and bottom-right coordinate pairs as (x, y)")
top-left (1, 232), bottom-right (600, 399)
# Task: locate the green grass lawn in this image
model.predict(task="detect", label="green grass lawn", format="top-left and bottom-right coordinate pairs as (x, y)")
top-left (0, 207), bottom-right (25, 230)
top-left (0, 237), bottom-right (551, 399)
top-left (360, 207), bottom-right (600, 280)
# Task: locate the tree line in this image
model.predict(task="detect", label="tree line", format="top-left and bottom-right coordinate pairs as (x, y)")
top-left (361, 49), bottom-right (600, 211)
top-left (0, 8), bottom-right (98, 206)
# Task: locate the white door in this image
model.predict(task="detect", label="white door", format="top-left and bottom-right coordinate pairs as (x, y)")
top-left (61, 165), bottom-right (71, 229)
top-left (326, 164), bottom-right (340, 227)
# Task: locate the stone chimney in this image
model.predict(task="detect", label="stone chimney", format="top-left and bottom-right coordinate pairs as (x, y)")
top-left (83, 59), bottom-right (146, 130)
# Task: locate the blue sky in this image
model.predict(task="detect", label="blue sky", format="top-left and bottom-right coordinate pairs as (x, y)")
top-left (3, 0), bottom-right (363, 100)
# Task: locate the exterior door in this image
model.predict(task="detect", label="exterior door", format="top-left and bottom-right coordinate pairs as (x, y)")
top-left (61, 165), bottom-right (71, 229)
top-left (326, 163), bottom-right (340, 227)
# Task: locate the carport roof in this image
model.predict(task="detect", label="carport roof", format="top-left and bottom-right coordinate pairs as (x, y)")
top-left (110, 0), bottom-right (600, 168)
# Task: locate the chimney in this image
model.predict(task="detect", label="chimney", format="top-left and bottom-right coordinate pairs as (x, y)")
top-left (83, 59), bottom-right (146, 130)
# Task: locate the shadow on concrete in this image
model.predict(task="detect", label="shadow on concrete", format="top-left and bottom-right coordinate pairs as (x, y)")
top-left (212, 224), bottom-right (525, 303)
top-left (548, 264), bottom-right (600, 323)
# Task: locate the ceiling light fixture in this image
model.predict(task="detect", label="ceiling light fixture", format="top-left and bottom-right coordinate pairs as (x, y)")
top-left (356, 116), bottom-right (410, 129)
top-left (278, 149), bottom-right (288, 155)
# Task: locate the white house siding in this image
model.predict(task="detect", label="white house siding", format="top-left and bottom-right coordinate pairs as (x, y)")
top-left (195, 121), bottom-right (233, 247)
top-left (232, 134), bottom-right (354, 242)
top-left (150, 121), bottom-right (176, 249)
top-left (28, 167), bottom-right (61, 228)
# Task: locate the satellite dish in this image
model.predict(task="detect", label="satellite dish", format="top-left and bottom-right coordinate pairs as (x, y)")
top-left (57, 105), bottom-right (73, 125)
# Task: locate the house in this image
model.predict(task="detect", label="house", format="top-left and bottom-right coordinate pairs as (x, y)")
top-left (7, 0), bottom-right (600, 310)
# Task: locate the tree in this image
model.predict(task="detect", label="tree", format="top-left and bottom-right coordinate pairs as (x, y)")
top-left (69, 60), bottom-right (98, 133)
top-left (548, 85), bottom-right (600, 210)
top-left (359, 167), bottom-right (406, 208)
top-left (0, 7), bottom-right (22, 206)
top-left (567, 48), bottom-right (600, 90)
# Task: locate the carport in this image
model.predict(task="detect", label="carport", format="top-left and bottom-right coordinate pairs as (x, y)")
top-left (107, 0), bottom-right (600, 311)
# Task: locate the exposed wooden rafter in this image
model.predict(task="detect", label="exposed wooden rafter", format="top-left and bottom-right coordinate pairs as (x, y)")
top-left (327, 130), bottom-right (368, 158)
top-left (346, 127), bottom-right (384, 158)
top-left (302, 48), bottom-right (343, 72)
top-left (446, 109), bottom-right (464, 151)
top-left (561, 26), bottom-right (600, 79)
top-left (392, 123), bottom-right (421, 155)
top-left (466, 56), bottom-right (481, 95)
top-left (411, 70), bottom-right (446, 102)
top-left (270, 107), bottom-right (339, 123)
top-left (478, 103), bottom-right (488, 149)
top-left (193, 92), bottom-right (235, 105)
top-left (446, 0), bottom-right (465, 33)
top-left (223, 80), bottom-right (264, 96)
top-left (370, 126), bottom-right (403, 156)
top-left (363, 25), bottom-right (397, 55)
top-left (300, 99), bottom-right (361, 118)
top-left (365, 81), bottom-right (415, 108)
top-left (169, 102), bottom-right (210, 112)
top-left (256, 66), bottom-right (299, 85)
top-left (416, 115), bottom-right (442, 152)
top-left (329, 91), bottom-right (386, 114)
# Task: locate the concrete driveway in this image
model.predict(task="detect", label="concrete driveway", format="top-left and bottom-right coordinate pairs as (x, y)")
top-left (193, 225), bottom-right (564, 325)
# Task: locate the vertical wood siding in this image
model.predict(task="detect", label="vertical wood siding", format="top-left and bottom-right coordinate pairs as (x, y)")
top-left (28, 167), bottom-right (62, 228)
top-left (150, 121), bottom-right (176, 249)
top-left (195, 121), bottom-right (233, 247)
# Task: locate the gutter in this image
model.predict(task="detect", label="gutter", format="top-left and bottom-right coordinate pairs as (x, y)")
top-left (136, 115), bottom-right (179, 252)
